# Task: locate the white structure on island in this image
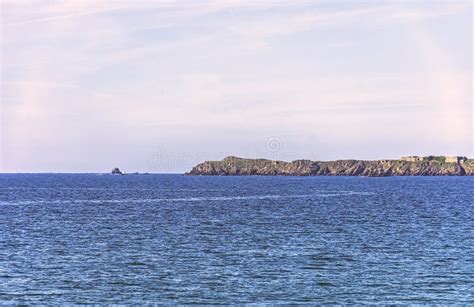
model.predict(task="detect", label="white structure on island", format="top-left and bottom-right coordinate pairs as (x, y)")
top-left (400, 156), bottom-right (467, 164)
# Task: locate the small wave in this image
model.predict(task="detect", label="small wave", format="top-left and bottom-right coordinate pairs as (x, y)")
top-left (0, 187), bottom-right (227, 192)
top-left (0, 191), bottom-right (375, 206)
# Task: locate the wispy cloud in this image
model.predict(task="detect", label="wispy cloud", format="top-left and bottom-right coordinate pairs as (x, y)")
top-left (1, 81), bottom-right (78, 88)
top-left (228, 1), bottom-right (471, 40)
top-left (2, 0), bottom-right (314, 26)
top-left (1, 0), bottom-right (472, 172)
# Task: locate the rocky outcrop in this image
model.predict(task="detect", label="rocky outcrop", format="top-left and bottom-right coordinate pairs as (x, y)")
top-left (187, 156), bottom-right (474, 176)
top-left (111, 167), bottom-right (124, 175)
top-left (462, 159), bottom-right (474, 175)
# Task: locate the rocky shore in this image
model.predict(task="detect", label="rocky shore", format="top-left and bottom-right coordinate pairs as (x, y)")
top-left (187, 156), bottom-right (474, 176)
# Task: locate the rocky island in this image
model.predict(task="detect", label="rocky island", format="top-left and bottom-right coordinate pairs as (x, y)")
top-left (187, 156), bottom-right (474, 176)
top-left (111, 167), bottom-right (124, 175)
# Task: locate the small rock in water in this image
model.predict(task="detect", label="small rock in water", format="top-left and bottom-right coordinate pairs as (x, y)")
top-left (111, 167), bottom-right (124, 175)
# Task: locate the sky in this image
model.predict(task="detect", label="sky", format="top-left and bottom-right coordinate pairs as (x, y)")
top-left (1, 0), bottom-right (473, 173)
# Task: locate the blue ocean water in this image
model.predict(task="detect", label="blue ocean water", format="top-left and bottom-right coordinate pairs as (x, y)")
top-left (0, 174), bottom-right (473, 304)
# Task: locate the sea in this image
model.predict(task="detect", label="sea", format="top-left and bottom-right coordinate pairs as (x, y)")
top-left (0, 174), bottom-right (473, 304)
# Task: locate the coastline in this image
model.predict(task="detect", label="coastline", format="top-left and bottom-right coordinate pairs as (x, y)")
top-left (187, 156), bottom-right (474, 177)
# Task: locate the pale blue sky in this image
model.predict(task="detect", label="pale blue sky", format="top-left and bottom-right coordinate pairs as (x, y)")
top-left (1, 0), bottom-right (472, 172)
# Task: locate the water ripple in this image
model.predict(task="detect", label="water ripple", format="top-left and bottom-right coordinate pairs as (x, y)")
top-left (0, 174), bottom-right (472, 304)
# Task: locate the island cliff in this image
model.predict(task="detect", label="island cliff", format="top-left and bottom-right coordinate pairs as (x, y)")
top-left (187, 156), bottom-right (474, 176)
